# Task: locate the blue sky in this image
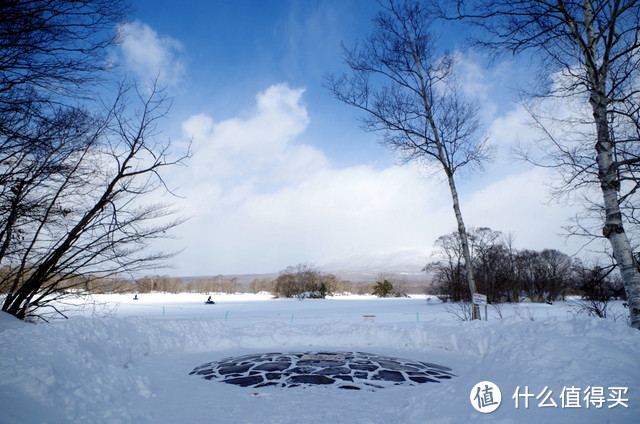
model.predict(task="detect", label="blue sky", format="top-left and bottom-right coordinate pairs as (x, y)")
top-left (128, 0), bottom-right (397, 165)
top-left (116, 0), bottom-right (590, 276)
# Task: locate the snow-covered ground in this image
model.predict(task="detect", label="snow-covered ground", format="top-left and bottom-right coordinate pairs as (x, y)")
top-left (0, 293), bottom-right (638, 423)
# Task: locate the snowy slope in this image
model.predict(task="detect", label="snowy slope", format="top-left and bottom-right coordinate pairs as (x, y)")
top-left (0, 295), bottom-right (638, 423)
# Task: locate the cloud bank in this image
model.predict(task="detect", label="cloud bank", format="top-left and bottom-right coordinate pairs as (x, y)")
top-left (160, 83), bottom-right (579, 276)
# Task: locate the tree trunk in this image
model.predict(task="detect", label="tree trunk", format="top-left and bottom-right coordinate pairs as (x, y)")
top-left (592, 93), bottom-right (640, 329)
top-left (581, 0), bottom-right (640, 329)
top-left (446, 171), bottom-right (480, 319)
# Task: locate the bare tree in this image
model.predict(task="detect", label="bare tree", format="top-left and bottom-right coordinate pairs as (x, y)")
top-left (0, 0), bottom-right (129, 99)
top-left (0, 0), bottom-right (130, 164)
top-left (571, 259), bottom-right (625, 318)
top-left (273, 264), bottom-right (337, 299)
top-left (426, 227), bottom-right (512, 302)
top-left (427, 227), bottom-right (575, 303)
top-left (134, 275), bottom-right (185, 294)
top-left (455, 0), bottom-right (640, 328)
top-left (1, 84), bottom-right (187, 321)
top-left (0, 0), bottom-right (188, 321)
top-left (188, 275), bottom-right (240, 294)
top-left (424, 231), bottom-right (468, 302)
top-left (325, 0), bottom-right (491, 319)
top-left (468, 228), bottom-right (519, 302)
top-left (1, 0), bottom-right (131, 263)
top-left (249, 277), bottom-right (275, 294)
top-left (514, 249), bottom-right (574, 302)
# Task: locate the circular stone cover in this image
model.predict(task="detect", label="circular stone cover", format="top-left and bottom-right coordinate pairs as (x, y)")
top-left (190, 351), bottom-right (455, 390)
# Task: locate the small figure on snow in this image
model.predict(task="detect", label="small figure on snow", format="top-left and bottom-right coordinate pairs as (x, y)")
top-left (205, 296), bottom-right (215, 305)
top-left (133, 294), bottom-right (138, 300)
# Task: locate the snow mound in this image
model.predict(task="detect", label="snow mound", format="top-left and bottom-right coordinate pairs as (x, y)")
top-left (0, 311), bottom-right (27, 332)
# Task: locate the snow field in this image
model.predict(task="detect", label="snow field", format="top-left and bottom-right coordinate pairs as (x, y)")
top-left (0, 294), bottom-right (639, 423)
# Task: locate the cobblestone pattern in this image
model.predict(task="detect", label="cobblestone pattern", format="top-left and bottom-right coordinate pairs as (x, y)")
top-left (190, 351), bottom-right (455, 390)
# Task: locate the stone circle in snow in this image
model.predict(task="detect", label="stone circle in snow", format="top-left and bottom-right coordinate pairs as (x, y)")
top-left (190, 351), bottom-right (456, 390)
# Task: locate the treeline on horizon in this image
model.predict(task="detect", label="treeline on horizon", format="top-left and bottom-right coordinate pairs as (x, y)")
top-left (0, 268), bottom-right (420, 298)
top-left (426, 227), bottom-right (626, 305)
top-left (0, 227), bottom-right (626, 305)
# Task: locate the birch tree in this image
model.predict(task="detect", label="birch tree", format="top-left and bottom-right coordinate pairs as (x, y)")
top-left (325, 0), bottom-right (491, 318)
top-left (457, 0), bottom-right (640, 328)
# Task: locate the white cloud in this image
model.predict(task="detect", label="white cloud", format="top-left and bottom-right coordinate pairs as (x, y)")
top-left (159, 83), bottom-right (582, 277)
top-left (117, 21), bottom-right (184, 86)
top-left (456, 51), bottom-right (491, 101)
top-left (165, 84), bottom-right (456, 275)
top-left (180, 84), bottom-right (322, 187)
top-left (485, 104), bottom-right (535, 164)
